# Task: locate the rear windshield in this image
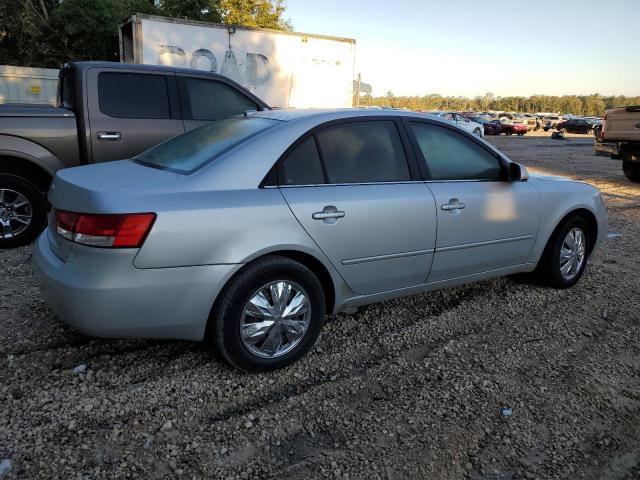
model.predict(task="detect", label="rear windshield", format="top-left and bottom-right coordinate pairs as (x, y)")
top-left (136, 116), bottom-right (277, 174)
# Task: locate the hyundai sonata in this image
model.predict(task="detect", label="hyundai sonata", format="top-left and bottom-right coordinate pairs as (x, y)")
top-left (33, 109), bottom-right (607, 371)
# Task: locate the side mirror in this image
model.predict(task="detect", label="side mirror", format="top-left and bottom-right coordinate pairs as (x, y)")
top-left (508, 162), bottom-right (529, 181)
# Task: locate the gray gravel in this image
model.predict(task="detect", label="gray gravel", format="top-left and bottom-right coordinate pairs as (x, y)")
top-left (1, 134), bottom-right (639, 479)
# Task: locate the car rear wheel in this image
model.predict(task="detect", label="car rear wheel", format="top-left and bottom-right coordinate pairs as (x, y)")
top-left (536, 216), bottom-right (590, 289)
top-left (0, 174), bottom-right (47, 249)
top-left (208, 255), bottom-right (326, 372)
top-left (623, 160), bottom-right (640, 182)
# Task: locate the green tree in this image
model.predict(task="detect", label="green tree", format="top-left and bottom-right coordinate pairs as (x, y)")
top-left (0, 0), bottom-right (292, 67)
top-left (217, 0), bottom-right (292, 30)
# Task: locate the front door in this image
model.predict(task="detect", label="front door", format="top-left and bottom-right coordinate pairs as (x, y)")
top-left (278, 120), bottom-right (438, 295)
top-left (87, 68), bottom-right (184, 163)
top-left (176, 76), bottom-right (261, 131)
top-left (406, 120), bottom-right (541, 283)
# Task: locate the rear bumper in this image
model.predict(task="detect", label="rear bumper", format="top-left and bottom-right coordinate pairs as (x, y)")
top-left (32, 231), bottom-right (241, 341)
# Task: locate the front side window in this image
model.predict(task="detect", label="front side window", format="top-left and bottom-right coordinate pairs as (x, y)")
top-left (280, 136), bottom-right (325, 185)
top-left (410, 122), bottom-right (502, 181)
top-left (184, 78), bottom-right (258, 121)
top-left (136, 117), bottom-right (276, 174)
top-left (315, 121), bottom-right (410, 184)
top-left (98, 72), bottom-right (171, 119)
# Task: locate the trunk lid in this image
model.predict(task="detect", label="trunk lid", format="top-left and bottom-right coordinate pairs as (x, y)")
top-left (47, 160), bottom-right (182, 261)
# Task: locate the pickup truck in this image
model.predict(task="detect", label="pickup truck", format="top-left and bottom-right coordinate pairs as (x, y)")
top-left (0, 61), bottom-right (269, 248)
top-left (601, 106), bottom-right (640, 182)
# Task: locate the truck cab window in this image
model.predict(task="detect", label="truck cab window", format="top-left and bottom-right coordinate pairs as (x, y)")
top-left (98, 72), bottom-right (171, 119)
top-left (183, 78), bottom-right (259, 121)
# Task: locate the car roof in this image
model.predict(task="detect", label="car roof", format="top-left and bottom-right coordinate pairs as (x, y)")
top-left (249, 108), bottom-right (456, 125)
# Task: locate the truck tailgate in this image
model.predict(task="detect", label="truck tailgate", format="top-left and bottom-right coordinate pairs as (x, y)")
top-left (604, 106), bottom-right (640, 142)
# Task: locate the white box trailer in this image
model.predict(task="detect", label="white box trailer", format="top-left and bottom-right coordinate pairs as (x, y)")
top-left (0, 66), bottom-right (59, 105)
top-left (119, 14), bottom-right (356, 109)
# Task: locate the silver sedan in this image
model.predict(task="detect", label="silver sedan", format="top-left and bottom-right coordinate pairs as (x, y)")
top-left (33, 109), bottom-right (608, 371)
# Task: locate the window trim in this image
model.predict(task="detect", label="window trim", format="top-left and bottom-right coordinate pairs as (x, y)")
top-left (401, 117), bottom-right (509, 182)
top-left (265, 116), bottom-right (422, 188)
top-left (97, 71), bottom-right (177, 120)
top-left (176, 75), bottom-right (261, 121)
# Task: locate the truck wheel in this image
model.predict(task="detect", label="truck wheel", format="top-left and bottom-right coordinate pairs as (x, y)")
top-left (623, 160), bottom-right (640, 182)
top-left (0, 174), bottom-right (47, 248)
top-left (208, 255), bottom-right (326, 372)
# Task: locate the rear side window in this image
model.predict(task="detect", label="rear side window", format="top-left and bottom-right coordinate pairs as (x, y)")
top-left (98, 72), bottom-right (171, 119)
top-left (280, 137), bottom-right (325, 185)
top-left (410, 122), bottom-right (502, 181)
top-left (136, 117), bottom-right (276, 174)
top-left (184, 78), bottom-right (258, 121)
top-left (315, 121), bottom-right (410, 184)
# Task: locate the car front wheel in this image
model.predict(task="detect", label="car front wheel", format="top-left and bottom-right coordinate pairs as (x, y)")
top-left (537, 216), bottom-right (590, 289)
top-left (473, 127), bottom-right (482, 137)
top-left (209, 255), bottom-right (326, 372)
top-left (0, 174), bottom-right (47, 249)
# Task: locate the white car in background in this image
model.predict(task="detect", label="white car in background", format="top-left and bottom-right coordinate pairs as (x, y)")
top-left (427, 112), bottom-right (484, 138)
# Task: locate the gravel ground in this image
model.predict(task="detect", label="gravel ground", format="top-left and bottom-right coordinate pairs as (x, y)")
top-left (1, 133), bottom-right (639, 479)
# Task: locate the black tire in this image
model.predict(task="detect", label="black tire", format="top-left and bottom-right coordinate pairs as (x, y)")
top-left (623, 160), bottom-right (640, 182)
top-left (0, 174), bottom-right (47, 249)
top-left (517, 133), bottom-right (524, 136)
top-left (473, 127), bottom-right (482, 137)
top-left (535, 216), bottom-right (590, 289)
top-left (506, 131), bottom-right (513, 136)
top-left (208, 255), bottom-right (326, 372)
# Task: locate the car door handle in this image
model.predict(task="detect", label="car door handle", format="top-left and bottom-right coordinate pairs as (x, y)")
top-left (441, 201), bottom-right (465, 211)
top-left (97, 132), bottom-right (121, 141)
top-left (312, 211), bottom-right (346, 220)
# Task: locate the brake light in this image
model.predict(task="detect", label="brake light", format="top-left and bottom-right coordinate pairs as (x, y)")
top-left (55, 210), bottom-right (156, 248)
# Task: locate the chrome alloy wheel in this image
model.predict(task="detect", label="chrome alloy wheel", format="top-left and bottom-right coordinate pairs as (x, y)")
top-left (240, 280), bottom-right (312, 358)
top-left (0, 189), bottom-right (33, 239)
top-left (560, 227), bottom-right (586, 280)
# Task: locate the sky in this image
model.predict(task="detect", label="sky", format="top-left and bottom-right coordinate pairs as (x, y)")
top-left (284, 0), bottom-right (640, 98)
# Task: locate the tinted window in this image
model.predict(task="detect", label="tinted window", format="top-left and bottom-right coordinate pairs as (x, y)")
top-left (59, 68), bottom-right (75, 110)
top-left (281, 137), bottom-right (325, 185)
top-left (136, 117), bottom-right (275, 174)
top-left (98, 72), bottom-right (170, 119)
top-left (410, 123), bottom-right (502, 181)
top-left (184, 78), bottom-right (258, 121)
top-left (316, 121), bottom-right (410, 184)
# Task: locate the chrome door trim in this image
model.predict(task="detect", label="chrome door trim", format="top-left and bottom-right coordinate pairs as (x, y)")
top-left (342, 248), bottom-right (435, 266)
top-left (435, 235), bottom-right (534, 253)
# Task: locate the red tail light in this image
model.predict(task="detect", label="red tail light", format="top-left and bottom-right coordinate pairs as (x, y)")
top-left (55, 210), bottom-right (156, 248)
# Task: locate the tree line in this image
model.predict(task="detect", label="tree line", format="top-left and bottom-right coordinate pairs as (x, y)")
top-left (0, 0), bottom-right (292, 68)
top-left (358, 92), bottom-right (640, 116)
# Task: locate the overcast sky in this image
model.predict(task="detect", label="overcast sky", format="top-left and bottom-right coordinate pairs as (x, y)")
top-left (285, 0), bottom-right (640, 97)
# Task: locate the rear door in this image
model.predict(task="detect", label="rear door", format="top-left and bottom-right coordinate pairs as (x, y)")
top-left (87, 68), bottom-right (184, 163)
top-left (279, 118), bottom-right (438, 295)
top-left (405, 120), bottom-right (541, 284)
top-left (177, 75), bottom-right (262, 131)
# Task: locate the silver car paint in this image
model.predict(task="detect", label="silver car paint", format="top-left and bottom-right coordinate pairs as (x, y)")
top-left (34, 109), bottom-right (608, 341)
top-left (281, 182), bottom-right (437, 295)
